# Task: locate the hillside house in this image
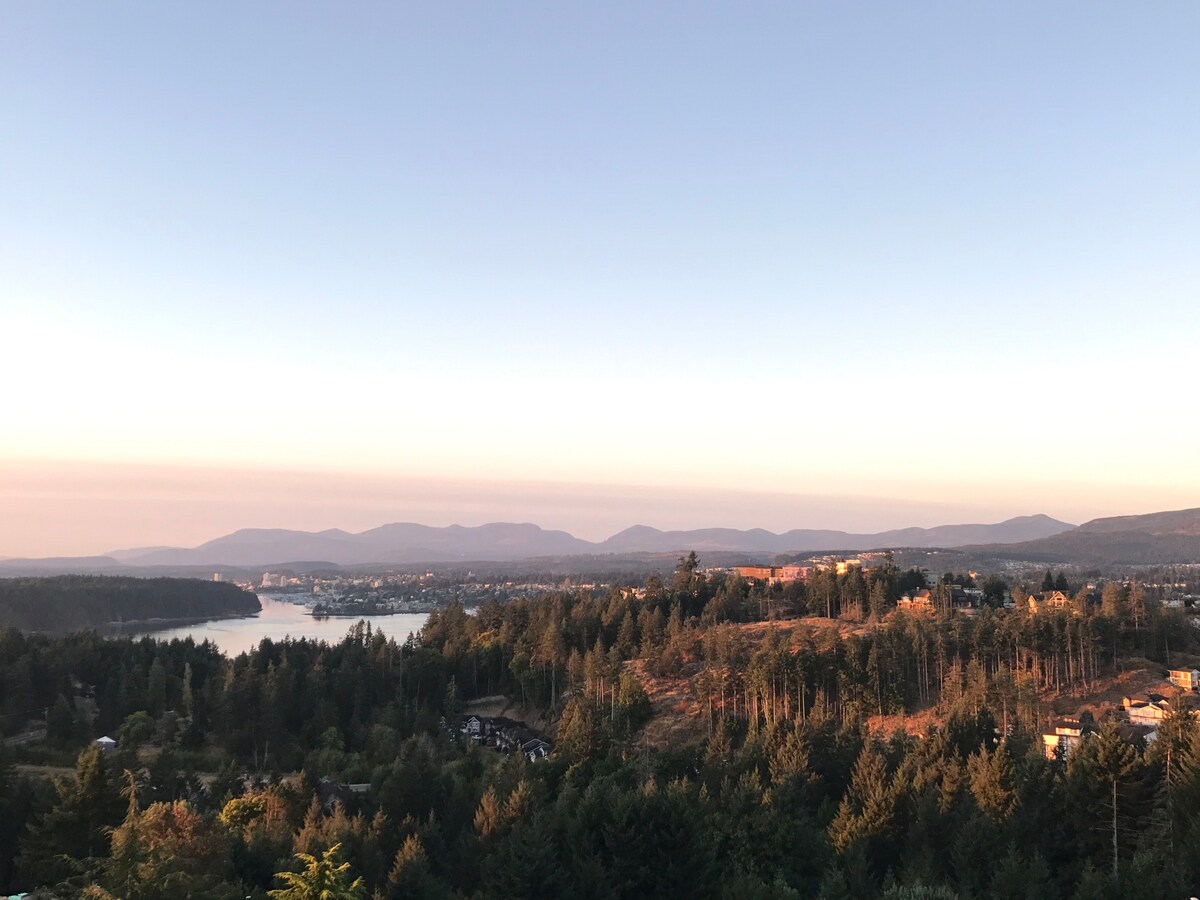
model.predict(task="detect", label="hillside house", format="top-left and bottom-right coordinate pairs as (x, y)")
top-left (1028, 590), bottom-right (1071, 614)
top-left (1168, 668), bottom-right (1200, 691)
top-left (731, 565), bottom-right (809, 584)
top-left (94, 735), bottom-right (117, 753)
top-left (522, 738), bottom-right (553, 761)
top-left (1123, 693), bottom-right (1173, 727)
top-left (1042, 719), bottom-right (1088, 759)
top-left (732, 565), bottom-right (774, 581)
top-left (958, 588), bottom-right (984, 609)
top-left (316, 777), bottom-right (369, 813)
top-left (460, 715), bottom-right (554, 761)
top-left (1117, 723), bottom-right (1158, 747)
top-left (835, 559), bottom-right (863, 576)
top-left (773, 565), bottom-right (812, 583)
top-left (897, 589), bottom-right (934, 613)
top-left (1042, 718), bottom-right (1158, 759)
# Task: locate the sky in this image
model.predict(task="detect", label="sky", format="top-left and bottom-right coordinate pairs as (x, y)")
top-left (4, 3), bottom-right (1200, 556)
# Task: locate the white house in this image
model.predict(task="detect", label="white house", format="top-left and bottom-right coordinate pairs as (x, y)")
top-left (1042, 720), bottom-right (1086, 759)
top-left (1123, 693), bottom-right (1172, 727)
top-left (94, 736), bottom-right (117, 753)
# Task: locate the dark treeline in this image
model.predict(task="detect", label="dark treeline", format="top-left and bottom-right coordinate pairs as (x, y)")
top-left (0, 575), bottom-right (261, 632)
top-left (0, 558), bottom-right (1198, 898)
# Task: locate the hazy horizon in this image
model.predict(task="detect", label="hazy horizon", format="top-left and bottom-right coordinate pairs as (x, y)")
top-left (5, 4), bottom-right (1200, 558)
top-left (6, 458), bottom-right (1199, 559)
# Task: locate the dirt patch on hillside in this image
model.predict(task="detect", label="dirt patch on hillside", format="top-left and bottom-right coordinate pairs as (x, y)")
top-left (624, 659), bottom-right (707, 750)
top-left (737, 617), bottom-right (872, 643)
top-left (865, 707), bottom-right (944, 738)
top-left (1049, 660), bottom-right (1178, 720)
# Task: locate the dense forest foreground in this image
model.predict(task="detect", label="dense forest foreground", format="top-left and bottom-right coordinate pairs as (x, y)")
top-left (0, 575), bottom-right (261, 632)
top-left (1, 561), bottom-right (1200, 898)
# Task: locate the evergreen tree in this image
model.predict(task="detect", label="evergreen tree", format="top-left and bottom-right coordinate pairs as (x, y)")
top-left (46, 694), bottom-right (78, 749)
top-left (15, 745), bottom-right (124, 889)
top-left (828, 744), bottom-right (897, 874)
top-left (88, 798), bottom-right (241, 899)
top-left (386, 834), bottom-right (440, 899)
top-left (1066, 719), bottom-right (1154, 880)
top-left (269, 842), bottom-right (365, 899)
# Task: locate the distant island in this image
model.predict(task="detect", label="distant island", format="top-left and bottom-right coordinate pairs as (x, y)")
top-left (0, 575), bottom-right (261, 633)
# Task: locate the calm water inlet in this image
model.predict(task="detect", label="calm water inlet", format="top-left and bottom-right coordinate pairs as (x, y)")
top-left (123, 594), bottom-right (431, 656)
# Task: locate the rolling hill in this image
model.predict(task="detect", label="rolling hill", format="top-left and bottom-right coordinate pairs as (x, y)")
top-left (967, 506), bottom-right (1200, 566)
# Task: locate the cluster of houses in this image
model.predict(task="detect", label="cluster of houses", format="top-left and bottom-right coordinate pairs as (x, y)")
top-left (897, 586), bottom-right (985, 612)
top-left (1041, 667), bottom-right (1200, 760)
top-left (731, 564), bottom-right (814, 584)
top-left (896, 588), bottom-right (1089, 616)
top-left (461, 715), bottom-right (553, 762)
top-left (731, 558), bottom-right (880, 584)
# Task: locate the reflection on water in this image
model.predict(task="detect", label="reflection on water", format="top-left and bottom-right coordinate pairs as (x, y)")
top-left (124, 594), bottom-right (431, 657)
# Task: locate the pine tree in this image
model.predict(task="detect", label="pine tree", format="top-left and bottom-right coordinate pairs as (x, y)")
top-left (1067, 719), bottom-right (1154, 880)
top-left (91, 799), bottom-right (240, 899)
top-left (504, 780), bottom-right (530, 822)
top-left (269, 842), bottom-right (365, 899)
top-left (46, 694), bottom-right (77, 749)
top-left (147, 658), bottom-right (167, 716)
top-left (15, 744), bottom-right (125, 888)
top-left (473, 787), bottom-right (503, 839)
top-left (828, 745), bottom-right (896, 858)
top-left (968, 744), bottom-right (1017, 822)
top-left (385, 834), bottom-right (429, 898)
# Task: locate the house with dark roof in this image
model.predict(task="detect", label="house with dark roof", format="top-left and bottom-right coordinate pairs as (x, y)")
top-left (1042, 719), bottom-right (1089, 759)
top-left (1028, 590), bottom-right (1071, 614)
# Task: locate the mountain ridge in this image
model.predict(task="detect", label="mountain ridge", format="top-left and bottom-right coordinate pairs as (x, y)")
top-left (963, 506), bottom-right (1200, 566)
top-left (11, 514), bottom-right (1079, 569)
top-left (16, 508), bottom-right (1200, 572)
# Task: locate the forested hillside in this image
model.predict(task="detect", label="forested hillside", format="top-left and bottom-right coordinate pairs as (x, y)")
top-left (0, 575), bottom-right (260, 632)
top-left (0, 558), bottom-right (1198, 898)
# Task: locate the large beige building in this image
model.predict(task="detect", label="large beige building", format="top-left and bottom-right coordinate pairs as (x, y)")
top-left (731, 565), bottom-right (811, 584)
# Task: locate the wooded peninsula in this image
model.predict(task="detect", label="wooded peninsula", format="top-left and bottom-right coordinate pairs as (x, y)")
top-left (0, 575), bottom-right (261, 632)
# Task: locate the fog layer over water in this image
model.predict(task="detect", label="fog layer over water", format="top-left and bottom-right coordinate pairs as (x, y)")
top-left (126, 594), bottom-right (430, 656)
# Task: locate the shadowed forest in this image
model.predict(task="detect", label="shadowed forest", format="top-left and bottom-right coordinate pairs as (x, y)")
top-left (1, 560), bottom-right (1199, 898)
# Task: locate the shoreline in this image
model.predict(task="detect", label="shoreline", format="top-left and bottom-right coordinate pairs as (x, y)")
top-left (103, 608), bottom-right (262, 633)
top-left (309, 608), bottom-right (442, 618)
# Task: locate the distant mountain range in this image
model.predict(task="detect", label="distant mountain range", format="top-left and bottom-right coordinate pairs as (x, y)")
top-left (5, 506), bottom-right (1200, 575)
top-left (964, 506), bottom-right (1200, 566)
top-left (0, 514), bottom-right (1075, 573)
top-left (599, 516), bottom-right (1072, 555)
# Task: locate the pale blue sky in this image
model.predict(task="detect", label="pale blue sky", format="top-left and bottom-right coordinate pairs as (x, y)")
top-left (4, 3), bottom-right (1200, 553)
